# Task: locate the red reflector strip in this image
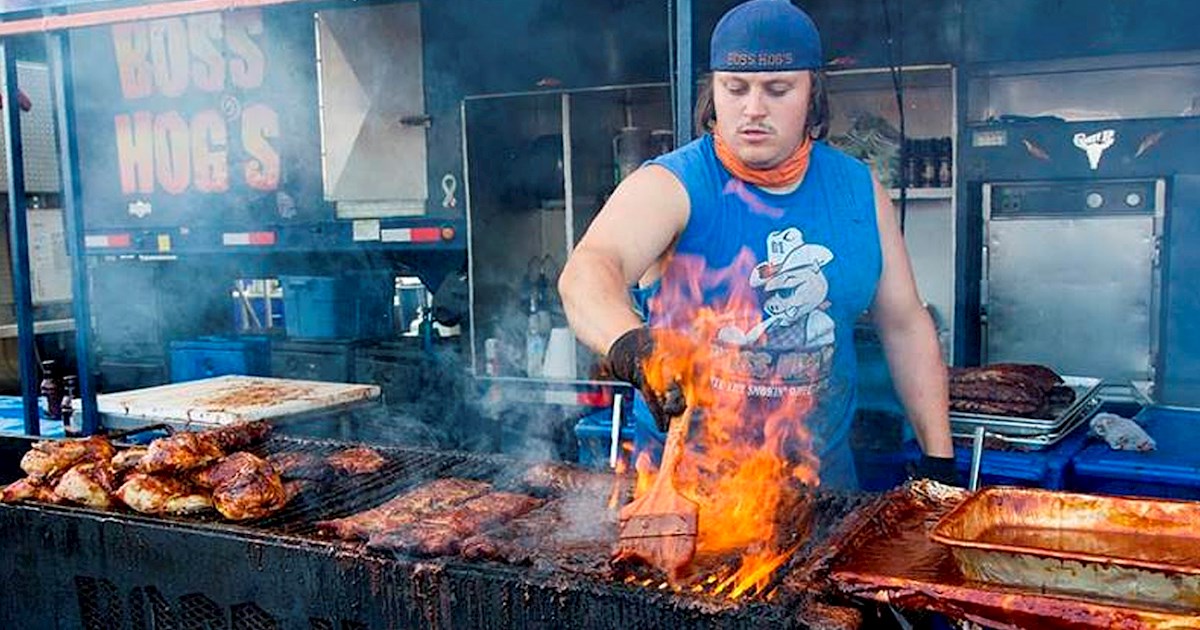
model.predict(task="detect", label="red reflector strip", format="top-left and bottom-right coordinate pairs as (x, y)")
top-left (84, 233), bottom-right (132, 248)
top-left (577, 390), bottom-right (614, 407)
top-left (223, 231), bottom-right (276, 246)
top-left (381, 227), bottom-right (443, 243)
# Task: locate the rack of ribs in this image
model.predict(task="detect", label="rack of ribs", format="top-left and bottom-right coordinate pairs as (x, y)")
top-left (315, 478), bottom-right (492, 541)
top-left (365, 491), bottom-right (543, 557)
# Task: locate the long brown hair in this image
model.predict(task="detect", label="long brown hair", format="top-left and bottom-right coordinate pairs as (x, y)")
top-left (693, 70), bottom-right (830, 141)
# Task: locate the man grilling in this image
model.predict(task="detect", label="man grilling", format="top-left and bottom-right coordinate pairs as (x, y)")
top-left (559, 0), bottom-right (956, 490)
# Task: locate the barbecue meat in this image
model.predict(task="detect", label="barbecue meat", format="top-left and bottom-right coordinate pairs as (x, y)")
top-left (20, 436), bottom-right (116, 481)
top-left (517, 461), bottom-right (612, 496)
top-left (202, 452), bottom-right (287, 520)
top-left (459, 505), bottom-right (564, 563)
top-left (948, 363), bottom-right (1069, 418)
top-left (115, 474), bottom-right (212, 515)
top-left (54, 462), bottom-right (118, 509)
top-left (367, 522), bottom-right (463, 556)
top-left (202, 420), bottom-right (272, 452)
top-left (366, 492), bottom-right (542, 557)
top-left (111, 447), bottom-right (147, 473)
top-left (1, 477), bottom-right (63, 504)
top-left (268, 451), bottom-right (333, 482)
top-left (325, 447), bottom-right (386, 475)
top-left (982, 363), bottom-right (1063, 390)
top-left (138, 432), bottom-right (225, 475)
top-left (315, 478), bottom-right (492, 540)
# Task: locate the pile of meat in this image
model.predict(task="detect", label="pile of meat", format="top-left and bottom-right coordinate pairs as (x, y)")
top-left (1, 424), bottom-right (388, 522)
top-left (316, 462), bottom-right (619, 570)
top-left (949, 363), bottom-right (1075, 418)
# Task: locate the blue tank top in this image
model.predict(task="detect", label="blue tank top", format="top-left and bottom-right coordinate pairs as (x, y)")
top-left (642, 134), bottom-right (882, 475)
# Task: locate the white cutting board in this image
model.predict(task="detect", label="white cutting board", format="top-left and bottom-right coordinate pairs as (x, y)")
top-left (97, 375), bottom-right (382, 427)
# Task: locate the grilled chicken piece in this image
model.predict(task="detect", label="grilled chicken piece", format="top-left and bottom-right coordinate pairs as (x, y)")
top-left (54, 462), bottom-right (118, 509)
top-left (1, 477), bottom-right (64, 504)
top-left (20, 436), bottom-right (116, 481)
top-left (325, 447), bottom-right (386, 475)
top-left (202, 420), bottom-right (271, 452)
top-left (138, 432), bottom-right (225, 475)
top-left (111, 447), bottom-right (148, 473)
top-left (202, 452), bottom-right (287, 521)
top-left (268, 452), bottom-right (333, 482)
top-left (115, 474), bottom-right (212, 515)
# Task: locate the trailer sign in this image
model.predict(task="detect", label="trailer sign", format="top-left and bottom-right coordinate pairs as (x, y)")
top-left (72, 7), bottom-right (324, 229)
top-left (110, 11), bottom-right (279, 195)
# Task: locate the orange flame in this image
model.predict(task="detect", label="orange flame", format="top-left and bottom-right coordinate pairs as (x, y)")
top-left (634, 250), bottom-right (821, 600)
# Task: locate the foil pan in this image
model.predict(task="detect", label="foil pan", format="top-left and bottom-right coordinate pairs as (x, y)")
top-left (818, 482), bottom-right (1200, 629)
top-left (931, 487), bottom-right (1200, 609)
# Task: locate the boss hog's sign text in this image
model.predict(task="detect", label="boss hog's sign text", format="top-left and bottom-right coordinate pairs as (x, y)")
top-left (112, 10), bottom-right (280, 195)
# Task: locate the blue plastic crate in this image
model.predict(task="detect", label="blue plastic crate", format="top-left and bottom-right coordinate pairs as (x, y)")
top-left (280, 273), bottom-right (394, 340)
top-left (575, 409), bottom-right (635, 469)
top-left (1070, 405), bottom-right (1200, 500)
top-left (904, 420), bottom-right (1092, 490)
top-left (0, 395), bottom-right (63, 437)
top-left (169, 336), bottom-right (271, 383)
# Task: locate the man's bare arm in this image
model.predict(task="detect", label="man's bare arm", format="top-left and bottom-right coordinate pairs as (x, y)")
top-left (559, 165), bottom-right (690, 355)
top-left (868, 177), bottom-right (954, 458)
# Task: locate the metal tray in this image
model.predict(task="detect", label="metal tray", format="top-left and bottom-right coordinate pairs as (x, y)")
top-left (949, 375), bottom-right (1102, 438)
top-left (930, 487), bottom-right (1200, 609)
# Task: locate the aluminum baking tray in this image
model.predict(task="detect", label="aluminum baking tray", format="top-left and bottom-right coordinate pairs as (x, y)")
top-left (949, 375), bottom-right (1102, 438)
top-left (930, 486), bottom-right (1200, 609)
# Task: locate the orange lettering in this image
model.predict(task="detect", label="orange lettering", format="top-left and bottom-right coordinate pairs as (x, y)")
top-left (191, 110), bottom-right (228, 193)
top-left (148, 18), bottom-right (190, 98)
top-left (227, 10), bottom-right (265, 90)
top-left (242, 104), bottom-right (279, 191)
top-left (187, 14), bottom-right (225, 92)
top-left (114, 112), bottom-right (155, 194)
top-left (153, 111), bottom-right (191, 194)
top-left (112, 23), bottom-right (153, 99)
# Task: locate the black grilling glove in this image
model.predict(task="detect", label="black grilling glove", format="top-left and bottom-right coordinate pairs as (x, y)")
top-left (606, 326), bottom-right (687, 432)
top-left (910, 454), bottom-right (962, 486)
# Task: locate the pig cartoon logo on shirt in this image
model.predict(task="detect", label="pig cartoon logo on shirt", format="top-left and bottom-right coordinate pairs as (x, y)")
top-left (718, 227), bottom-right (835, 351)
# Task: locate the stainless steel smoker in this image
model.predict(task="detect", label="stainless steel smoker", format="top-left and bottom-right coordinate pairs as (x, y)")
top-left (981, 178), bottom-right (1163, 382)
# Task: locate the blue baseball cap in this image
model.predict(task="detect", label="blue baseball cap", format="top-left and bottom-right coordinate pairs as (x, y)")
top-left (710, 0), bottom-right (823, 72)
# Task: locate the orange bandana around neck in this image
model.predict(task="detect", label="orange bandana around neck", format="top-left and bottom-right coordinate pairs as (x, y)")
top-left (713, 130), bottom-right (812, 189)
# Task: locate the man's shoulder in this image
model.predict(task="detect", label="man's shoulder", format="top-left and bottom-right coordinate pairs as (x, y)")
top-left (647, 134), bottom-right (721, 190)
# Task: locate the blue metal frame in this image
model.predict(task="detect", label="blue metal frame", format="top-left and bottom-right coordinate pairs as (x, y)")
top-left (673, 0), bottom-right (694, 146)
top-left (50, 32), bottom-right (99, 435)
top-left (0, 42), bottom-right (40, 436)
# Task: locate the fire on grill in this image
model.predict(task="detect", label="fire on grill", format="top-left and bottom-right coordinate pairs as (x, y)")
top-left (0, 422), bottom-right (388, 521)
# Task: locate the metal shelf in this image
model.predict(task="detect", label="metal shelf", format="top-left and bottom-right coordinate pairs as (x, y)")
top-left (0, 317), bottom-right (73, 338)
top-left (890, 187), bottom-right (954, 201)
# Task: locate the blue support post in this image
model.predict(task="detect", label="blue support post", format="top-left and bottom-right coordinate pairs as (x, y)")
top-left (673, 0), bottom-right (694, 146)
top-left (50, 32), bottom-right (99, 435)
top-left (0, 42), bottom-right (40, 436)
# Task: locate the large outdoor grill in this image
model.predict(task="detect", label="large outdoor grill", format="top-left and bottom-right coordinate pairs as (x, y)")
top-left (0, 433), bottom-right (869, 630)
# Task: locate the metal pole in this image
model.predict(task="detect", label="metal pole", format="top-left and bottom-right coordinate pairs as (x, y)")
top-left (673, 0), bottom-right (694, 145)
top-left (1, 43), bottom-right (40, 436)
top-left (49, 32), bottom-right (100, 435)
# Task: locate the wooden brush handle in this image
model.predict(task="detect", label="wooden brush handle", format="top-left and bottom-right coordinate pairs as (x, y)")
top-left (652, 407), bottom-right (691, 492)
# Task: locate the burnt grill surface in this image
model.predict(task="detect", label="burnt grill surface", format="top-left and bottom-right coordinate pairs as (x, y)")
top-left (0, 434), bottom-right (869, 629)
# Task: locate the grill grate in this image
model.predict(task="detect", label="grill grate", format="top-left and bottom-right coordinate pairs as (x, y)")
top-left (11, 435), bottom-right (873, 629)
